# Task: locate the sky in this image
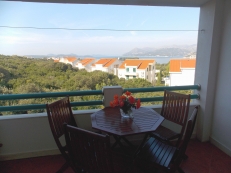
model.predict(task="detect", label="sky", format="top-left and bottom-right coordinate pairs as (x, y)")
top-left (0, 1), bottom-right (200, 56)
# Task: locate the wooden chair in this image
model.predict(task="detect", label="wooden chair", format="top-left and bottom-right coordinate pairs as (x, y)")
top-left (46, 96), bottom-right (77, 173)
top-left (135, 106), bottom-right (199, 173)
top-left (63, 124), bottom-right (140, 173)
top-left (149, 90), bottom-right (191, 146)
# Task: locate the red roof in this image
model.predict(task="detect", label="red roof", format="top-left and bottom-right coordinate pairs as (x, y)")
top-left (80, 58), bottom-right (95, 65)
top-left (119, 59), bottom-right (155, 69)
top-left (92, 58), bottom-right (117, 67)
top-left (65, 57), bottom-right (77, 62)
top-left (170, 59), bottom-right (196, 72)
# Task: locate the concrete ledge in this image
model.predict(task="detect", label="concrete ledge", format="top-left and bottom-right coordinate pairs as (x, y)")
top-left (0, 104), bottom-right (199, 161)
top-left (0, 149), bottom-right (60, 161)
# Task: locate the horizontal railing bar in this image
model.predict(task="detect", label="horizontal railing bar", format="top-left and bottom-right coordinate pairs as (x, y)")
top-left (0, 90), bottom-right (103, 100)
top-left (0, 94), bottom-right (199, 112)
top-left (0, 85), bottom-right (200, 112)
top-left (124, 84), bottom-right (200, 93)
top-left (0, 100), bottom-right (103, 112)
top-left (140, 94), bottom-right (199, 102)
top-left (0, 85), bottom-right (199, 101)
top-left (71, 101), bottom-right (103, 107)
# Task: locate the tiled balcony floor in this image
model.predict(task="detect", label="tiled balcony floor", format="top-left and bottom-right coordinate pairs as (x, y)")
top-left (0, 139), bottom-right (231, 173)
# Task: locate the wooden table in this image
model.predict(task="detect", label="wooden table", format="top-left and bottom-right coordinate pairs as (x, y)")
top-left (91, 107), bottom-right (164, 153)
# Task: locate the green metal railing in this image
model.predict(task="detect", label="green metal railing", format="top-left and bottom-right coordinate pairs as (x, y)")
top-left (0, 85), bottom-right (200, 112)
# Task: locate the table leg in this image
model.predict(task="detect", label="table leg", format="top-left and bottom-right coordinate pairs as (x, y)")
top-left (133, 133), bottom-right (149, 158)
top-left (111, 135), bottom-right (135, 149)
top-left (120, 136), bottom-right (134, 147)
top-left (112, 135), bottom-right (125, 149)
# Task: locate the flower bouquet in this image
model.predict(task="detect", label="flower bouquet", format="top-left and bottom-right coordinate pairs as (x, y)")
top-left (110, 91), bottom-right (141, 118)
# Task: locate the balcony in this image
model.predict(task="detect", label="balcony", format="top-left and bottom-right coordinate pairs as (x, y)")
top-left (1, 139), bottom-right (231, 173)
top-left (0, 85), bottom-right (199, 159)
top-left (1, 0), bottom-right (231, 172)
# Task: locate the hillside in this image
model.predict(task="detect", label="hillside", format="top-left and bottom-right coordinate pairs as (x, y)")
top-left (123, 45), bottom-right (197, 57)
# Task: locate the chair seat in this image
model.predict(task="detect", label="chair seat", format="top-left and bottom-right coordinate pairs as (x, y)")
top-left (135, 106), bottom-right (199, 173)
top-left (150, 125), bottom-right (180, 141)
top-left (135, 137), bottom-right (177, 172)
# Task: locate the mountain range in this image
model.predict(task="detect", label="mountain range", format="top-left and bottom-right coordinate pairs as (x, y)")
top-left (24, 45), bottom-right (197, 58)
top-left (123, 45), bottom-right (197, 57)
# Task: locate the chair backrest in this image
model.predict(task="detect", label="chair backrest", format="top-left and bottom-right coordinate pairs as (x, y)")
top-left (161, 90), bottom-right (191, 135)
top-left (46, 96), bottom-right (77, 156)
top-left (171, 106), bottom-right (199, 169)
top-left (64, 124), bottom-right (114, 173)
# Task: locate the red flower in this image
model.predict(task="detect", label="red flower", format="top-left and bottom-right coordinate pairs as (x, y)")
top-left (136, 99), bottom-right (141, 109)
top-left (119, 101), bottom-right (124, 107)
top-left (110, 101), bottom-right (115, 107)
top-left (125, 91), bottom-right (131, 96)
top-left (128, 96), bottom-right (135, 104)
top-left (110, 91), bottom-right (141, 114)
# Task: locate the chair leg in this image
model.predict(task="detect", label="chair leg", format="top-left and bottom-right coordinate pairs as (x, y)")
top-left (183, 154), bottom-right (188, 160)
top-left (56, 162), bottom-right (69, 173)
top-left (177, 167), bottom-right (185, 173)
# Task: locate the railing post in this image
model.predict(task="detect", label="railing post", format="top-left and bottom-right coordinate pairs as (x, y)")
top-left (102, 86), bottom-right (123, 107)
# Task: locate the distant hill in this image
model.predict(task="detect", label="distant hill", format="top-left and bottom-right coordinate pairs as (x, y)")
top-left (25, 53), bottom-right (79, 58)
top-left (123, 45), bottom-right (197, 57)
top-left (24, 45), bottom-right (197, 58)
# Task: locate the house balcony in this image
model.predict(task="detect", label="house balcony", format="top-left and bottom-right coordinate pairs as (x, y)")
top-left (1, 0), bottom-right (231, 172)
top-left (0, 85), bottom-right (231, 173)
top-left (0, 85), bottom-right (200, 160)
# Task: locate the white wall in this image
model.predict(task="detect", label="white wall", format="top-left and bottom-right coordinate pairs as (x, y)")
top-left (170, 69), bottom-right (195, 86)
top-left (195, 0), bottom-right (231, 156)
top-left (0, 105), bottom-right (197, 161)
top-left (210, 0), bottom-right (231, 156)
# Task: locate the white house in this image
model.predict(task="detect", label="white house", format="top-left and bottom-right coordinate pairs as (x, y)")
top-left (75, 58), bottom-right (96, 72)
top-left (91, 58), bottom-right (121, 74)
top-left (118, 59), bottom-right (156, 84)
top-left (169, 59), bottom-right (196, 86)
top-left (58, 57), bottom-right (78, 66)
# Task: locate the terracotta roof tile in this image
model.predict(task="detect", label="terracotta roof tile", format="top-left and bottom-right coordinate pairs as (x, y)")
top-left (119, 59), bottom-right (155, 69)
top-left (96, 58), bottom-right (117, 67)
top-left (170, 59), bottom-right (196, 72)
top-left (54, 59), bottom-right (59, 62)
top-left (66, 57), bottom-right (77, 62)
top-left (80, 58), bottom-right (95, 66)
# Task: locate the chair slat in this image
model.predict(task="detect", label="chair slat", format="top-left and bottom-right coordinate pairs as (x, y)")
top-left (135, 106), bottom-right (199, 173)
top-left (46, 96), bottom-right (77, 172)
top-left (150, 90), bottom-right (191, 146)
top-left (64, 125), bottom-right (137, 173)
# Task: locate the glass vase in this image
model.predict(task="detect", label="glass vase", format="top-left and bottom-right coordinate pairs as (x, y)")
top-left (120, 108), bottom-right (134, 119)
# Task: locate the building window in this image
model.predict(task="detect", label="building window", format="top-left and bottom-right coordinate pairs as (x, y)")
top-left (149, 65), bottom-right (151, 71)
top-left (147, 75), bottom-right (148, 79)
top-left (126, 68), bottom-right (129, 72)
top-left (147, 68), bottom-right (148, 71)
top-left (133, 68), bottom-right (136, 72)
top-left (133, 76), bottom-right (136, 79)
top-left (126, 75), bottom-right (129, 80)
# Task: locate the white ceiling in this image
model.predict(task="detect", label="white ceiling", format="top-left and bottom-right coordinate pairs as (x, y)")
top-left (4, 0), bottom-right (211, 7)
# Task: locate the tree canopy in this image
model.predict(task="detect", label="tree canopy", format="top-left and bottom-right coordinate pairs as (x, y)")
top-left (0, 55), bottom-right (182, 115)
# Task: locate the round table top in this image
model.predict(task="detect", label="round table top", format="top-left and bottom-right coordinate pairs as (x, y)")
top-left (91, 107), bottom-right (164, 136)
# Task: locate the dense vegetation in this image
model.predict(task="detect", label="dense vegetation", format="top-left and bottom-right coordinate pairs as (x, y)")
top-left (0, 55), bottom-right (155, 114)
top-left (0, 55), bottom-right (191, 115)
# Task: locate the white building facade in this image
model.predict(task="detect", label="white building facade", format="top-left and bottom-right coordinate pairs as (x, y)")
top-left (118, 59), bottom-right (156, 84)
top-left (91, 58), bottom-right (122, 74)
top-left (75, 58), bottom-right (96, 72)
top-left (169, 59), bottom-right (196, 86)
